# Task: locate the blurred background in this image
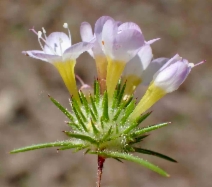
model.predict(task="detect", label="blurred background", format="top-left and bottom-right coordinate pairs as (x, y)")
top-left (0, 0), bottom-right (212, 187)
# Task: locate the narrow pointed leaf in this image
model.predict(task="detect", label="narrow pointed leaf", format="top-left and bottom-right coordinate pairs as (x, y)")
top-left (79, 91), bottom-right (90, 115)
top-left (49, 95), bottom-right (74, 121)
top-left (71, 102), bottom-right (88, 132)
top-left (90, 108), bottom-right (97, 122)
top-left (94, 80), bottom-right (100, 104)
top-left (124, 111), bottom-right (152, 134)
top-left (136, 111), bottom-right (152, 125)
top-left (90, 95), bottom-right (98, 116)
top-left (129, 135), bottom-right (149, 144)
top-left (96, 151), bottom-right (169, 177)
top-left (63, 132), bottom-right (98, 144)
top-left (71, 98), bottom-right (87, 122)
top-left (84, 149), bottom-right (91, 154)
top-left (124, 96), bottom-right (133, 108)
top-left (120, 100), bottom-right (135, 125)
top-left (112, 80), bottom-right (121, 109)
top-left (66, 122), bottom-right (82, 131)
top-left (134, 147), bottom-right (177, 163)
top-left (116, 82), bottom-right (126, 106)
top-left (59, 144), bottom-right (85, 151)
top-left (74, 145), bottom-right (89, 152)
top-left (116, 80), bottom-right (122, 95)
top-left (130, 122), bottom-right (171, 137)
top-left (102, 91), bottom-right (109, 121)
top-left (91, 118), bottom-right (99, 134)
top-left (112, 96), bottom-right (133, 121)
top-left (10, 141), bottom-right (76, 154)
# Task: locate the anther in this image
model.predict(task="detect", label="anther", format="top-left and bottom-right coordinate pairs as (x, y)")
top-left (63, 23), bottom-right (68, 29)
top-left (38, 31), bottom-right (42, 38)
top-left (29, 27), bottom-right (57, 55)
top-left (37, 31), bottom-right (44, 51)
top-left (63, 22), bottom-right (71, 43)
top-left (188, 63), bottom-right (195, 68)
top-left (42, 27), bottom-right (47, 39)
top-left (42, 27), bottom-right (46, 34)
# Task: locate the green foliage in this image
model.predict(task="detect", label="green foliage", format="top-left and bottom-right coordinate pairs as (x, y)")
top-left (94, 80), bottom-right (100, 105)
top-left (48, 95), bottom-right (74, 121)
top-left (133, 147), bottom-right (177, 163)
top-left (11, 80), bottom-right (174, 177)
top-left (11, 141), bottom-right (83, 153)
top-left (130, 122), bottom-right (171, 138)
top-left (102, 91), bottom-right (109, 122)
top-left (123, 111), bottom-right (152, 134)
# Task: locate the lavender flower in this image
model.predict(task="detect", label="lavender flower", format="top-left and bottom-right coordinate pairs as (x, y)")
top-left (11, 16), bottom-right (205, 187)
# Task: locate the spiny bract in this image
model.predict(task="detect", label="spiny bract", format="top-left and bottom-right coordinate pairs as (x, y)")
top-left (11, 80), bottom-right (175, 177)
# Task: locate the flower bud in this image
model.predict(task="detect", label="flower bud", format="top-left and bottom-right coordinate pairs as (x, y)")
top-left (130, 54), bottom-right (194, 119)
top-left (153, 54), bottom-right (193, 93)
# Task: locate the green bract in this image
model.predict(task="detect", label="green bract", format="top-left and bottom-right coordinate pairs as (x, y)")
top-left (11, 80), bottom-right (175, 177)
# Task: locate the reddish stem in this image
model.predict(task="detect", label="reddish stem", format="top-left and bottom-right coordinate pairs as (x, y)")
top-left (96, 155), bottom-right (105, 187)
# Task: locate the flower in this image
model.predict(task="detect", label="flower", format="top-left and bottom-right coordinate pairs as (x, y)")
top-left (81, 16), bottom-right (145, 99)
top-left (22, 24), bottom-right (93, 101)
top-left (129, 54), bottom-right (200, 119)
top-left (122, 39), bottom-right (161, 97)
top-left (80, 17), bottom-right (109, 92)
top-left (13, 16), bottom-right (205, 180)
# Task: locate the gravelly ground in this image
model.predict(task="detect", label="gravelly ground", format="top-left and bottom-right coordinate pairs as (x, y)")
top-left (0, 1), bottom-right (212, 187)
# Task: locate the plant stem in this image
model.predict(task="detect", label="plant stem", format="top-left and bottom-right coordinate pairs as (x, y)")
top-left (96, 155), bottom-right (105, 187)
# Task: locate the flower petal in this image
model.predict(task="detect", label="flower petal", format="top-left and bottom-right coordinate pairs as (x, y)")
top-left (63, 42), bottom-right (93, 60)
top-left (137, 44), bottom-right (153, 70)
top-left (123, 44), bottom-right (153, 79)
top-left (22, 50), bottom-right (61, 63)
top-left (44, 32), bottom-right (71, 55)
top-left (158, 54), bottom-right (181, 72)
top-left (80, 22), bottom-right (94, 42)
top-left (142, 58), bottom-right (169, 85)
top-left (102, 22), bottom-right (145, 62)
top-left (153, 59), bottom-right (191, 92)
top-left (124, 55), bottom-right (144, 78)
top-left (118, 22), bottom-right (142, 33)
top-left (146, 38), bottom-right (160, 45)
top-left (94, 16), bottom-right (114, 44)
top-left (80, 22), bottom-right (95, 57)
top-left (101, 19), bottom-right (117, 55)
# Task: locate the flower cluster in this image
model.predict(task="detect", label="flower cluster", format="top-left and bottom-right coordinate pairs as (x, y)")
top-left (11, 16), bottom-right (204, 177)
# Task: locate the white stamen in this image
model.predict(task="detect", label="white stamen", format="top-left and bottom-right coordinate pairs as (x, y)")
top-left (38, 31), bottom-right (42, 38)
top-left (42, 27), bottom-right (46, 33)
top-left (63, 22), bottom-right (71, 43)
top-left (29, 28), bottom-right (57, 55)
top-left (37, 31), bottom-right (44, 51)
top-left (42, 27), bottom-right (47, 39)
top-left (63, 23), bottom-right (68, 28)
top-left (188, 63), bottom-right (194, 68)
